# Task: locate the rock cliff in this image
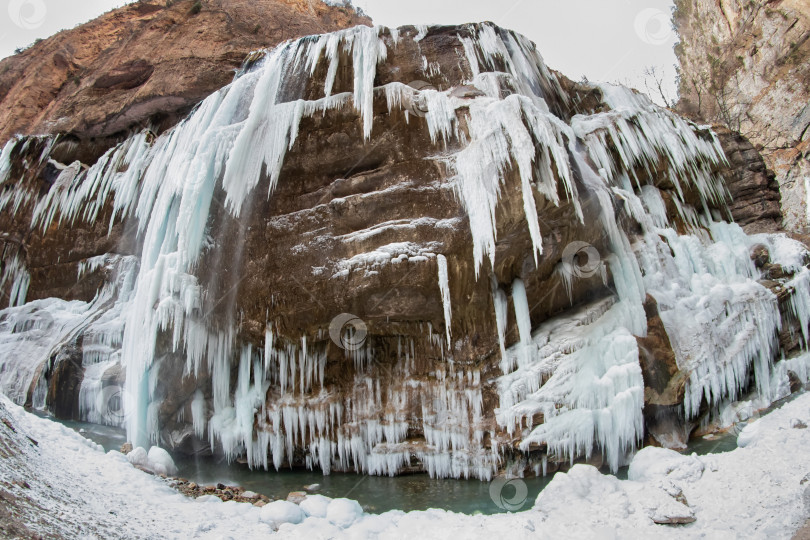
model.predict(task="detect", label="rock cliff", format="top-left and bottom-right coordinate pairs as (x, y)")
top-left (0, 0), bottom-right (369, 154)
top-left (674, 0), bottom-right (810, 232)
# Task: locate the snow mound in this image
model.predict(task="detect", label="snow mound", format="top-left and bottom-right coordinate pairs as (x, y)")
top-left (534, 464), bottom-right (631, 518)
top-left (126, 446), bottom-right (149, 468)
top-left (147, 446), bottom-right (178, 476)
top-left (536, 463), bottom-right (696, 527)
top-left (260, 500), bottom-right (305, 525)
top-left (737, 420), bottom-right (761, 447)
top-left (628, 446), bottom-right (704, 483)
top-left (326, 498), bottom-right (364, 528)
top-left (300, 494), bottom-right (332, 518)
top-left (126, 446), bottom-right (178, 476)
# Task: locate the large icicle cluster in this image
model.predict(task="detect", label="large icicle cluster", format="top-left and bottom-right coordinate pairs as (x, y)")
top-left (0, 255), bottom-right (137, 422)
top-left (572, 84), bottom-right (728, 212)
top-left (490, 75), bottom-right (803, 471)
top-left (641, 222), bottom-right (781, 419)
top-left (0, 24), bottom-right (396, 448)
top-left (202, 331), bottom-right (498, 479)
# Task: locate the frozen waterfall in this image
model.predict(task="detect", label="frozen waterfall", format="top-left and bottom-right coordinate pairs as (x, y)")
top-left (0, 22), bottom-right (807, 480)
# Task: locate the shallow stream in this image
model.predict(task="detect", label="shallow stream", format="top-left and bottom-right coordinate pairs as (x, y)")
top-left (36, 391), bottom-right (803, 516)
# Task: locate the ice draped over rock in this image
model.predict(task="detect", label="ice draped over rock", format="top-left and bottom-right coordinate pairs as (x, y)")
top-left (0, 22), bottom-right (808, 479)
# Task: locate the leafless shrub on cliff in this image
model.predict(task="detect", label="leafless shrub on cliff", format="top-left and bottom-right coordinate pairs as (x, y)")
top-left (642, 65), bottom-right (675, 109)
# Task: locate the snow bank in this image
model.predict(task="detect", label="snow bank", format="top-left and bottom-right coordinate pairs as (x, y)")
top-left (2, 392), bottom-right (810, 538)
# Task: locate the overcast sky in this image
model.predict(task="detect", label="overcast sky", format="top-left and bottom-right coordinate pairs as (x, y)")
top-left (0, 0), bottom-right (678, 103)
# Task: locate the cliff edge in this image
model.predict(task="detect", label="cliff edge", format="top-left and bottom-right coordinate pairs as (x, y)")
top-left (0, 0), bottom-right (369, 158)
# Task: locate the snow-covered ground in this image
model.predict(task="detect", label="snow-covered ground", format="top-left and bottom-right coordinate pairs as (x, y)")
top-left (1, 392), bottom-right (809, 539)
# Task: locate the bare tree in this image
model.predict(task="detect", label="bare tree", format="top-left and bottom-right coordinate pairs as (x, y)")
top-left (686, 71), bottom-right (708, 118)
top-left (642, 65), bottom-right (676, 108)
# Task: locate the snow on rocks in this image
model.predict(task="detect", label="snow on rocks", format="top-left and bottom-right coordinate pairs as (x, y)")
top-left (259, 500), bottom-right (306, 526)
top-left (126, 445), bottom-right (149, 468)
top-left (125, 445), bottom-right (178, 476)
top-left (737, 420), bottom-right (761, 448)
top-left (300, 494), bottom-right (332, 518)
top-left (628, 447), bottom-right (704, 483)
top-left (147, 446), bottom-right (178, 476)
top-left (534, 464), bottom-right (695, 527)
top-left (325, 498), bottom-right (365, 528)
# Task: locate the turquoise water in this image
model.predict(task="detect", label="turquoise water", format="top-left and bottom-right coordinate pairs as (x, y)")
top-left (31, 411), bottom-right (554, 515)
top-left (173, 455), bottom-right (556, 515)
top-left (38, 391), bottom-right (806, 516)
top-left (686, 388), bottom-right (809, 456)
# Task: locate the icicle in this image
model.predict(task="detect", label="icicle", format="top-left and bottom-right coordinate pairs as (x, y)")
top-left (349, 26), bottom-right (388, 139)
top-left (0, 253), bottom-right (30, 308)
top-left (191, 390), bottom-right (206, 438)
top-left (492, 281), bottom-right (508, 362)
top-left (785, 269), bottom-right (810, 351)
top-left (437, 255), bottom-right (452, 345)
top-left (222, 44), bottom-right (304, 217)
top-left (451, 94), bottom-right (575, 277)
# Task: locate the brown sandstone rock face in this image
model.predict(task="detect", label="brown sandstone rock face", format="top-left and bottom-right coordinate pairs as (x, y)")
top-left (0, 0), bottom-right (368, 305)
top-left (0, 0), bottom-right (369, 153)
top-left (674, 0), bottom-right (810, 232)
top-left (44, 343), bottom-right (84, 419)
top-left (713, 126), bottom-right (782, 233)
top-left (637, 296), bottom-right (691, 449)
top-left (637, 296), bottom-right (685, 408)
